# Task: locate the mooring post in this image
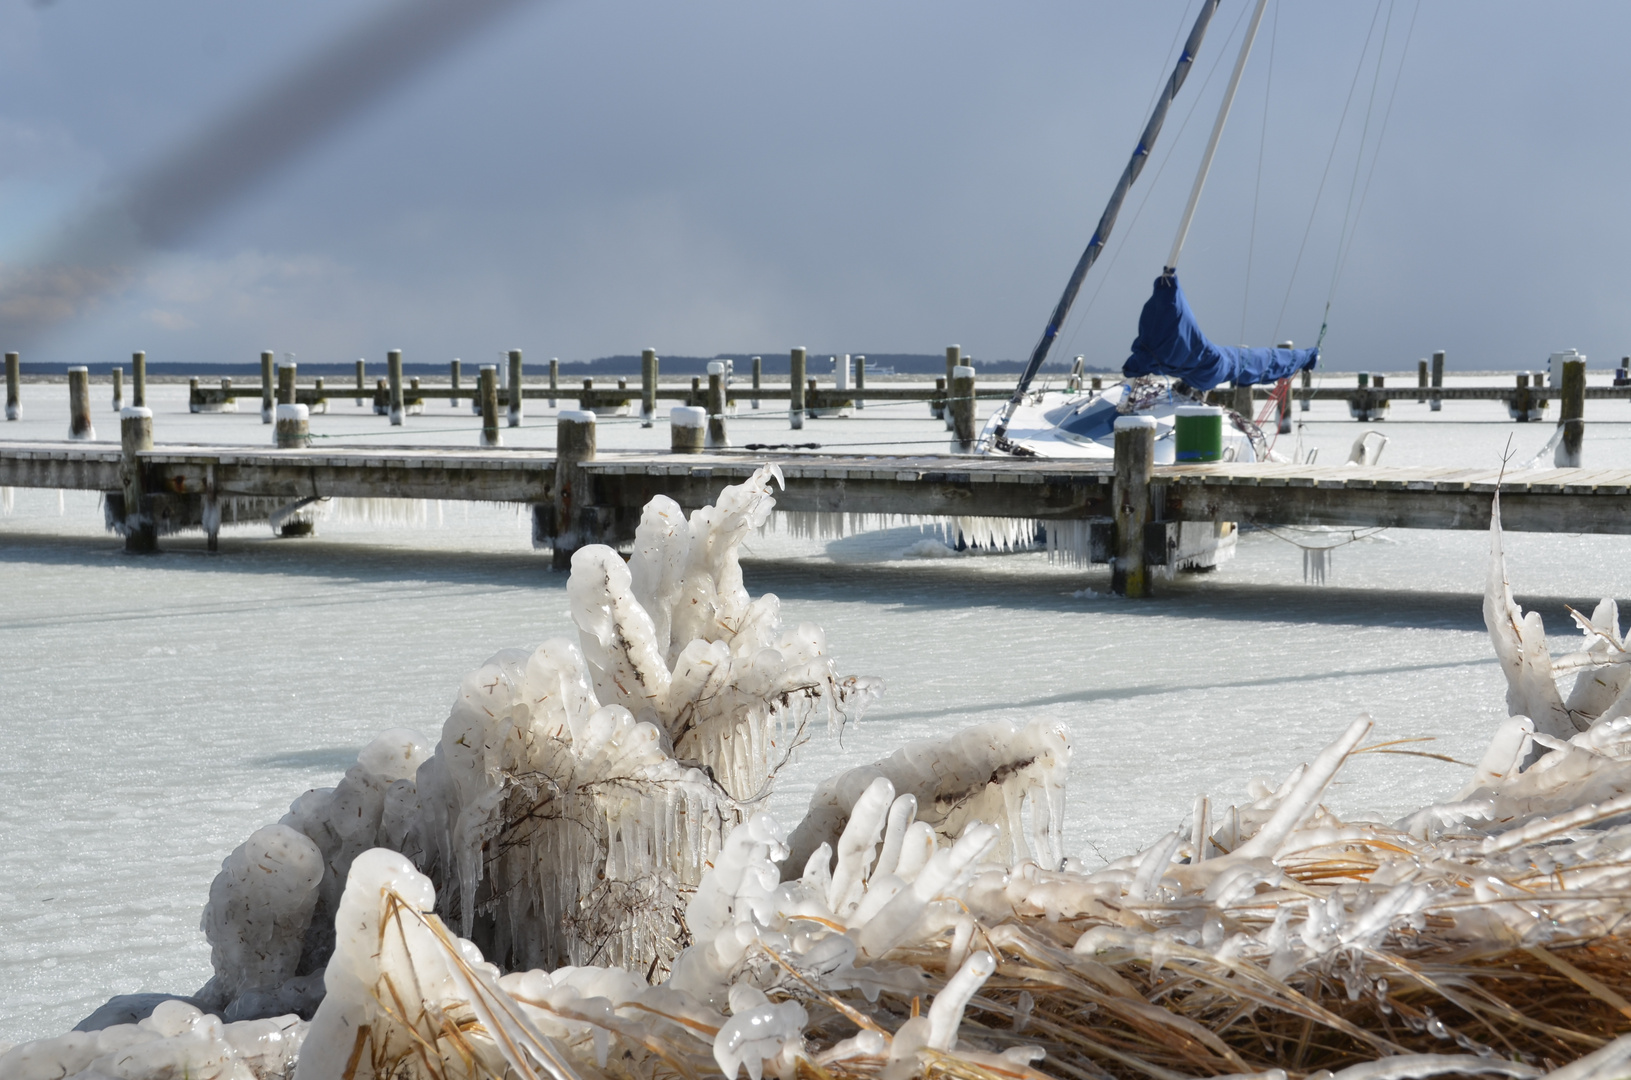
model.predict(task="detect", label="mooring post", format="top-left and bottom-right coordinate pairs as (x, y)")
top-left (750, 356), bottom-right (763, 409)
top-left (260, 351), bottom-right (274, 423)
top-left (1511, 372), bottom-right (1531, 423)
top-left (202, 463), bottom-right (219, 553)
top-left (188, 377), bottom-right (201, 413)
top-left (939, 345), bottom-right (960, 420)
top-left (641, 348), bottom-right (658, 427)
top-left (1300, 367), bottom-right (1312, 412)
top-left (1275, 378), bottom-right (1292, 434)
top-left (408, 376), bottom-right (423, 415)
top-left (110, 367), bottom-right (124, 412)
top-left (355, 359), bottom-right (366, 407)
top-left (789, 347), bottom-right (807, 429)
top-left (67, 366), bottom-right (93, 440)
top-left (387, 349), bottom-right (404, 425)
top-left (705, 361), bottom-right (729, 447)
top-left (5, 352), bottom-right (18, 420)
top-left (854, 354), bottom-right (866, 410)
top-left (119, 406), bottom-right (156, 553)
top-left (373, 378), bottom-right (389, 415)
top-left (671, 405), bottom-right (705, 452)
top-left (278, 361), bottom-right (297, 407)
top-left (1417, 359), bottom-right (1428, 403)
top-left (932, 376), bottom-right (947, 419)
top-left (1112, 415), bottom-right (1156, 598)
top-left (1431, 349), bottom-right (1445, 412)
top-left (275, 403), bottom-right (310, 449)
top-left (1557, 356), bottom-right (1586, 467)
top-left (1351, 372), bottom-right (1370, 421)
top-left (1373, 374), bottom-right (1388, 420)
top-left (1231, 382), bottom-right (1254, 420)
top-left (479, 365), bottom-right (501, 446)
top-left (132, 351), bottom-right (147, 408)
top-left (550, 410), bottom-right (596, 570)
top-left (313, 376), bottom-right (326, 413)
top-left (950, 364), bottom-right (977, 452)
top-left (449, 359), bottom-right (462, 409)
top-left (548, 357), bottom-right (559, 409)
top-left (506, 349), bottom-right (523, 427)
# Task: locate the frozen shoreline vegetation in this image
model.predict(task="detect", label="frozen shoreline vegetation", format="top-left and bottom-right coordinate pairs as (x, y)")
top-left (8, 474), bottom-right (1631, 1079)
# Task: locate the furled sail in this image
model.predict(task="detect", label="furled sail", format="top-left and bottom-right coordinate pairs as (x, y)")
top-left (1121, 272), bottom-right (1317, 390)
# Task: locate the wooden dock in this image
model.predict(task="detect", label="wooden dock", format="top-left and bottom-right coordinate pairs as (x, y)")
top-left (4, 436), bottom-right (1628, 593)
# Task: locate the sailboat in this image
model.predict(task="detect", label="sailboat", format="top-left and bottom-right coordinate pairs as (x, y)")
top-left (982, 0), bottom-right (1318, 463)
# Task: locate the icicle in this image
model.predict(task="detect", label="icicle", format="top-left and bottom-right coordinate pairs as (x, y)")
top-left (1303, 545), bottom-right (1329, 584)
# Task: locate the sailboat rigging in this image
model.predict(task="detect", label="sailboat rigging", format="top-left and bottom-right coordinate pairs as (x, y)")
top-left (985, 0), bottom-right (1318, 463)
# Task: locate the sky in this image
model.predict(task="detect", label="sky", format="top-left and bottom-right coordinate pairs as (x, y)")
top-left (0, 0), bottom-right (1627, 371)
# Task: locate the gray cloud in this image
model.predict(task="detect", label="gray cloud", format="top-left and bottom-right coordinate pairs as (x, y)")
top-left (3, 1), bottom-right (1629, 371)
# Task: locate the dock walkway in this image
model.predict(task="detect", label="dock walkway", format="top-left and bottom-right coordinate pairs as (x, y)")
top-left (5, 439), bottom-right (1629, 582)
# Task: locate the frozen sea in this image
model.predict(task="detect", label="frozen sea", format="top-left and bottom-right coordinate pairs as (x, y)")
top-left (4, 372), bottom-right (1631, 1044)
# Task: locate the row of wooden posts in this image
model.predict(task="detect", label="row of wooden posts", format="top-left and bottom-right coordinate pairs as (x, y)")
top-left (8, 347), bottom-right (1629, 457)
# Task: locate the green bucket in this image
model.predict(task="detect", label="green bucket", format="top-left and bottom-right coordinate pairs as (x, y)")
top-left (1174, 405), bottom-right (1223, 462)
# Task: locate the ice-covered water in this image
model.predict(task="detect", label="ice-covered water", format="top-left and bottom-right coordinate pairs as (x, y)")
top-left (4, 376), bottom-right (1631, 1043)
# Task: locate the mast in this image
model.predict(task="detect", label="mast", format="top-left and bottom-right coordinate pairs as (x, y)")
top-left (1166, 0), bottom-right (1271, 273)
top-left (993, 0), bottom-right (1221, 444)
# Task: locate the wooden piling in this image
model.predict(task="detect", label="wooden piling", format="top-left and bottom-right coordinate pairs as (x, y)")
top-left (706, 362), bottom-right (729, 448)
top-left (1112, 416), bottom-right (1156, 598)
top-left (950, 365), bottom-right (977, 452)
top-left (751, 356), bottom-right (763, 409)
top-left (641, 348), bottom-right (658, 427)
top-left (68, 366), bottom-right (93, 440)
top-left (939, 345), bottom-right (960, 420)
top-left (132, 351), bottom-right (147, 408)
top-left (120, 406), bottom-right (156, 553)
top-left (189, 377), bottom-right (201, 413)
top-left (388, 349), bottom-right (404, 425)
top-left (550, 411), bottom-right (596, 570)
top-left (789, 347), bottom-right (806, 429)
top-left (548, 357), bottom-right (559, 409)
top-left (479, 365), bottom-right (501, 446)
top-left (1300, 367), bottom-right (1312, 412)
top-left (507, 350), bottom-right (523, 427)
top-left (408, 376), bottom-right (423, 415)
top-left (4, 352), bottom-right (18, 420)
top-left (449, 359), bottom-right (462, 409)
top-left (671, 405), bottom-right (706, 452)
top-left (260, 351), bottom-right (274, 423)
top-left (1417, 359), bottom-right (1428, 403)
top-left (1231, 383), bottom-right (1254, 420)
top-left (1091, 374), bottom-right (1103, 391)
top-left (1512, 372), bottom-right (1533, 422)
top-left (854, 354), bottom-right (866, 410)
top-left (1374, 374), bottom-right (1388, 419)
top-left (931, 376), bottom-right (947, 419)
top-left (111, 367), bottom-right (124, 411)
top-left (1431, 350), bottom-right (1445, 412)
top-left (1275, 378), bottom-right (1292, 434)
top-left (374, 378), bottom-right (389, 415)
top-left (1557, 357), bottom-right (1586, 467)
top-left (274, 404), bottom-right (310, 449)
top-left (313, 376), bottom-right (326, 413)
top-left (278, 361), bottom-right (297, 407)
top-left (356, 359), bottom-right (366, 407)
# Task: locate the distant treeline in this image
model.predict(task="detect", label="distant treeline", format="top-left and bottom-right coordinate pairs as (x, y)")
top-left (13, 353), bottom-right (1105, 378)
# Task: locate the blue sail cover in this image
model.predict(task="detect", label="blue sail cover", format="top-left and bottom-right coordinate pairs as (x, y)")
top-left (1121, 274), bottom-right (1317, 390)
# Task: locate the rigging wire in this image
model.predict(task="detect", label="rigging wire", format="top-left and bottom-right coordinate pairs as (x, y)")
top-left (1240, 0), bottom-right (1279, 343)
top-left (1053, 0), bottom-right (1255, 363)
top-left (1317, 0), bottom-right (1396, 349)
top-left (1269, 0), bottom-right (1389, 345)
top-left (1327, 0), bottom-right (1422, 305)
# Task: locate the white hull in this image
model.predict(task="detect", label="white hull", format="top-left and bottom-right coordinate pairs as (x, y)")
top-left (980, 378), bottom-right (1259, 463)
